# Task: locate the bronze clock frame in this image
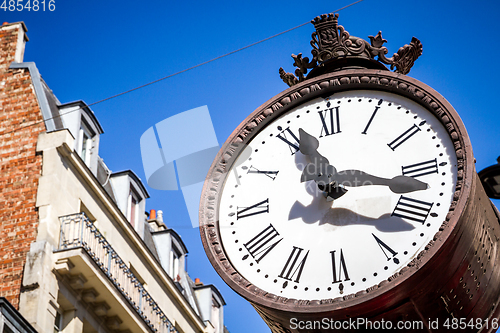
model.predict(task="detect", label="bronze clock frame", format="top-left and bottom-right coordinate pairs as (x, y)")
top-left (200, 68), bottom-right (500, 332)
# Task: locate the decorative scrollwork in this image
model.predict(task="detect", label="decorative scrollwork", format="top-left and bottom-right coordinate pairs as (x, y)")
top-left (279, 67), bottom-right (298, 87)
top-left (280, 13), bottom-right (423, 86)
top-left (370, 33), bottom-right (423, 75)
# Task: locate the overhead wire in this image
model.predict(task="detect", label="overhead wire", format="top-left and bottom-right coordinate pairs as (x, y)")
top-left (0, 0), bottom-right (364, 138)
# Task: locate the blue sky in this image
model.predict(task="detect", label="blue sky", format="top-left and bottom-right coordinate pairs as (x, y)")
top-left (4, 0), bottom-right (500, 332)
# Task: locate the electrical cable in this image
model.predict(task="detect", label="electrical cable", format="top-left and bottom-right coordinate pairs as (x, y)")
top-left (0, 0), bottom-right (364, 138)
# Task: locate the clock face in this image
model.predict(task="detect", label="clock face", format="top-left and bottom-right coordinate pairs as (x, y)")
top-left (218, 89), bottom-right (457, 300)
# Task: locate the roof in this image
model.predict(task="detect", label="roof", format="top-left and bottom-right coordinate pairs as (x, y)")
top-left (152, 228), bottom-right (188, 254)
top-left (110, 169), bottom-right (150, 199)
top-left (193, 284), bottom-right (226, 306)
top-left (59, 100), bottom-right (104, 134)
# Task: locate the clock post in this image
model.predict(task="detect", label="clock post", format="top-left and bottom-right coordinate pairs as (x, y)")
top-left (200, 13), bottom-right (500, 332)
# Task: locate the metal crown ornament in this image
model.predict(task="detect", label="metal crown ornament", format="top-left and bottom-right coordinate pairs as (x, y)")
top-left (279, 13), bottom-right (423, 87)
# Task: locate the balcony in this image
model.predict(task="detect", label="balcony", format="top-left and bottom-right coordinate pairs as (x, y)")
top-left (56, 213), bottom-right (178, 333)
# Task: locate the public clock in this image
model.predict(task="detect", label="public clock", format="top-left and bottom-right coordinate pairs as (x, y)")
top-left (200, 13), bottom-right (500, 331)
top-left (216, 89), bottom-right (456, 300)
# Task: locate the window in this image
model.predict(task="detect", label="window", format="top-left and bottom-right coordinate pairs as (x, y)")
top-left (54, 311), bottom-right (62, 333)
top-left (127, 190), bottom-right (140, 227)
top-left (169, 246), bottom-right (181, 281)
top-left (78, 122), bottom-right (93, 166)
top-left (211, 297), bottom-right (220, 333)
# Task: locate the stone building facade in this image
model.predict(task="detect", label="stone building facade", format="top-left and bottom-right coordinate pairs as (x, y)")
top-left (0, 22), bottom-right (227, 333)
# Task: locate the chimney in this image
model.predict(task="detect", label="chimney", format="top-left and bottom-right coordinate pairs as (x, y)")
top-left (149, 209), bottom-right (156, 220)
top-left (148, 209), bottom-right (166, 232)
top-left (0, 22), bottom-right (29, 70)
top-left (195, 278), bottom-right (203, 286)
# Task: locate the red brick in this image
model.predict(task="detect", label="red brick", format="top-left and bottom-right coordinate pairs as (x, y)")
top-left (0, 24), bottom-right (45, 309)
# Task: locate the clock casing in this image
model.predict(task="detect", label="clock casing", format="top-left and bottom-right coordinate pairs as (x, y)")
top-left (200, 69), bottom-right (500, 331)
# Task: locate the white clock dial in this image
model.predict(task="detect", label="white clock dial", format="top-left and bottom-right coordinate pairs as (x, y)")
top-left (218, 90), bottom-right (457, 300)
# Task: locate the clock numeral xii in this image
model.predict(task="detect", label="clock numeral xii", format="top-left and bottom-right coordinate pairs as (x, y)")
top-left (319, 106), bottom-right (341, 137)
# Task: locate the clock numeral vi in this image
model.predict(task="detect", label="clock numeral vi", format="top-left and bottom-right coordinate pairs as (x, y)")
top-left (402, 158), bottom-right (438, 178)
top-left (372, 233), bottom-right (399, 264)
top-left (331, 249), bottom-right (350, 284)
top-left (392, 195), bottom-right (434, 224)
top-left (237, 199), bottom-right (269, 220)
top-left (243, 224), bottom-right (283, 263)
top-left (276, 127), bottom-right (300, 155)
top-left (279, 246), bottom-right (309, 283)
top-left (319, 106), bottom-right (341, 137)
top-left (387, 123), bottom-right (423, 151)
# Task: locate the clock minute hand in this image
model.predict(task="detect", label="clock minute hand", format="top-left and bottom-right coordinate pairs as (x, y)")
top-left (334, 170), bottom-right (429, 194)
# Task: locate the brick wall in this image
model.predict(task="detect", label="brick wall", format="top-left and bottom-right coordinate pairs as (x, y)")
top-left (0, 23), bottom-right (45, 308)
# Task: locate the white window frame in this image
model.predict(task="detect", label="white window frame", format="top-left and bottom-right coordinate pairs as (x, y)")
top-left (127, 189), bottom-right (140, 228)
top-left (169, 245), bottom-right (181, 281)
top-left (211, 296), bottom-right (220, 333)
top-left (77, 121), bottom-right (93, 166)
top-left (53, 309), bottom-right (63, 333)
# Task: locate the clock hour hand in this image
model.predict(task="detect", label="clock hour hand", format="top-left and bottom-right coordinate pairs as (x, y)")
top-left (299, 128), bottom-right (347, 201)
top-left (299, 128), bottom-right (331, 167)
top-left (335, 170), bottom-right (429, 193)
top-left (299, 128), bottom-right (336, 184)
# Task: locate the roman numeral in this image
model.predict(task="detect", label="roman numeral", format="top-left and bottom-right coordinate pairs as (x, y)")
top-left (361, 99), bottom-right (383, 134)
top-left (402, 158), bottom-right (438, 178)
top-left (319, 106), bottom-right (341, 137)
top-left (279, 246), bottom-right (309, 283)
top-left (392, 196), bottom-right (434, 224)
top-left (237, 199), bottom-right (269, 220)
top-left (246, 166), bottom-right (279, 180)
top-left (387, 123), bottom-right (422, 151)
top-left (276, 127), bottom-right (300, 155)
top-left (243, 224), bottom-right (283, 263)
top-left (372, 233), bottom-right (399, 263)
top-left (331, 249), bottom-right (350, 284)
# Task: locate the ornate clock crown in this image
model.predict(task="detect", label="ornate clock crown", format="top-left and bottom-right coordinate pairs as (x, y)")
top-left (279, 13), bottom-right (423, 87)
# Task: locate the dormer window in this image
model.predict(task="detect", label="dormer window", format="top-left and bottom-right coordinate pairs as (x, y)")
top-left (192, 283), bottom-right (226, 333)
top-left (109, 170), bottom-right (149, 237)
top-left (57, 100), bottom-right (103, 174)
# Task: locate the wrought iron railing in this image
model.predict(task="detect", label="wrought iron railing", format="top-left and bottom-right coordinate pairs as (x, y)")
top-left (58, 213), bottom-right (178, 333)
